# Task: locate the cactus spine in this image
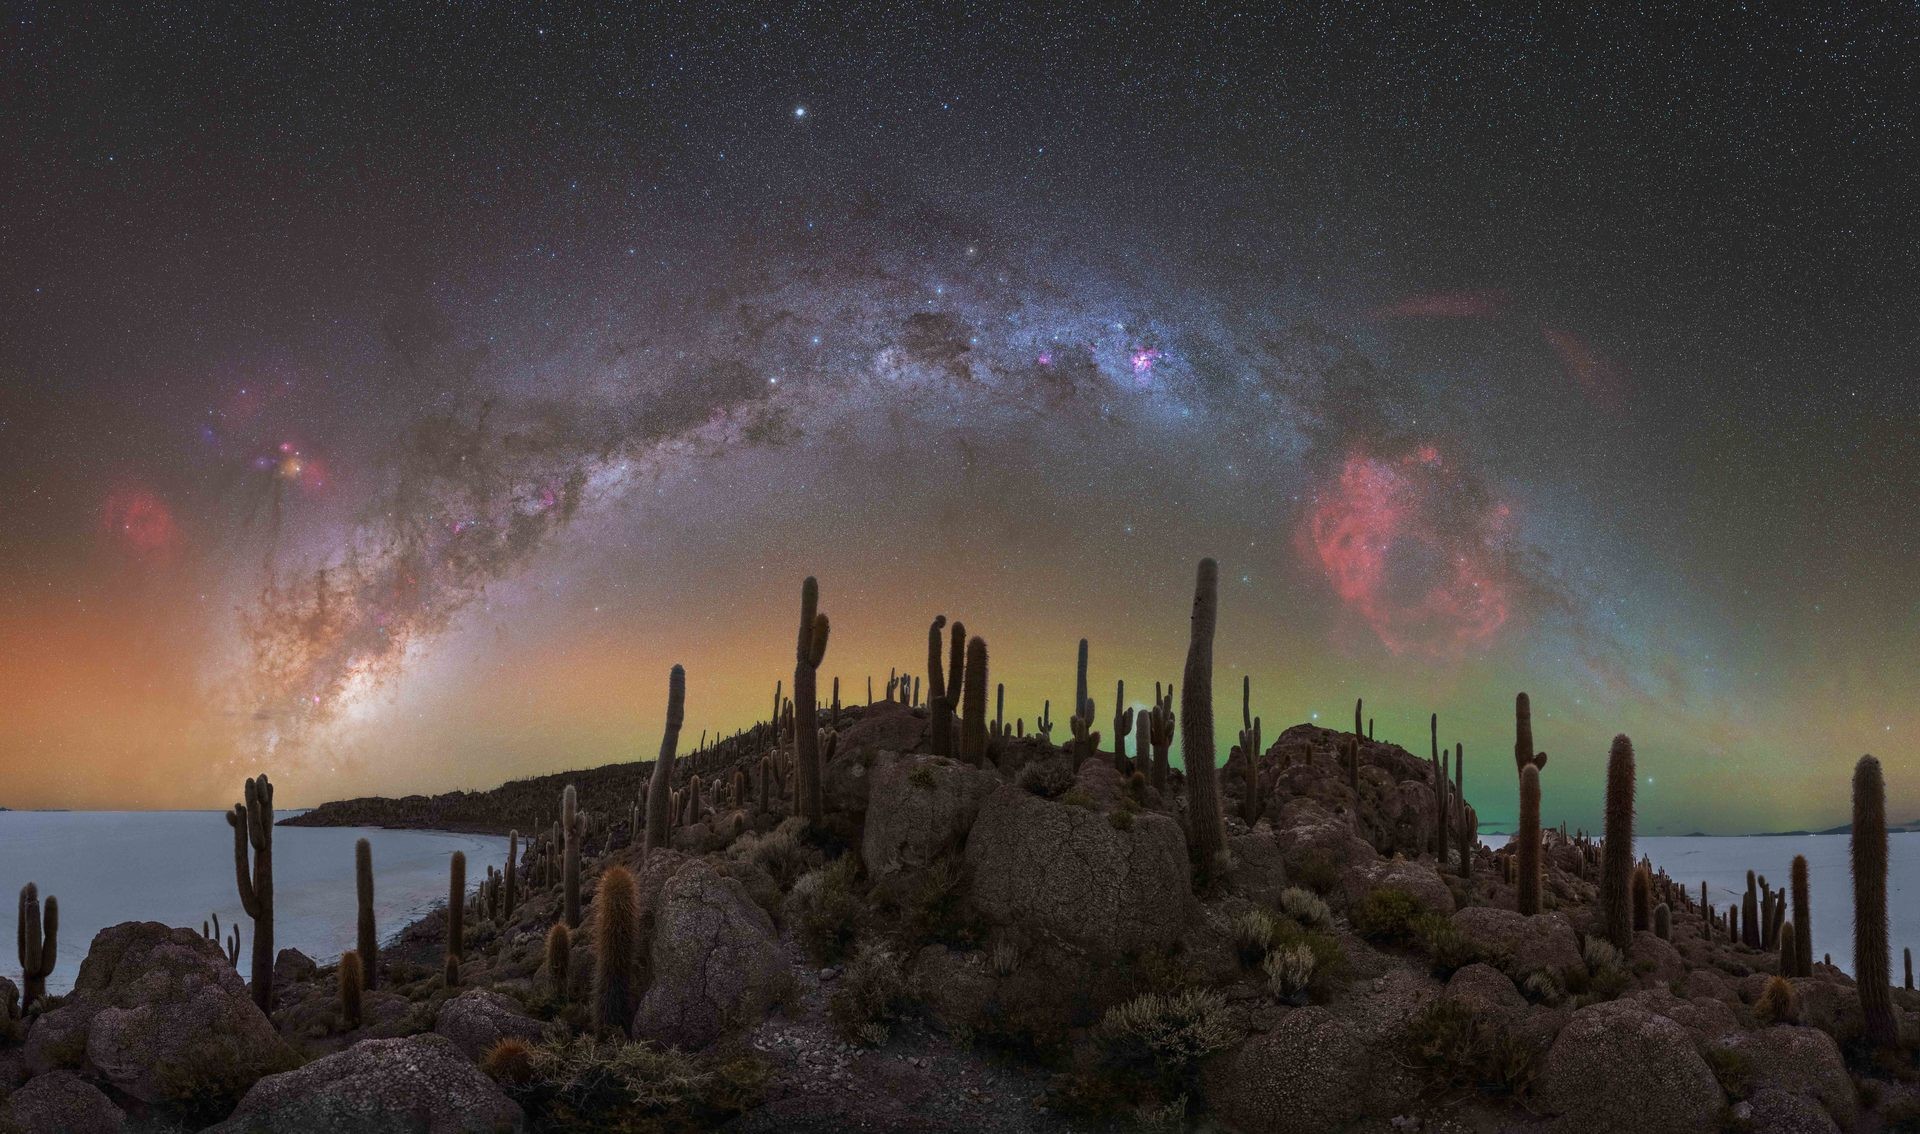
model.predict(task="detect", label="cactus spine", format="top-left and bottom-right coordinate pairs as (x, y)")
top-left (927, 616), bottom-right (952, 758)
top-left (1790, 854), bottom-right (1811, 979)
top-left (1852, 754), bottom-right (1895, 1047)
top-left (961, 636), bottom-right (989, 767)
top-left (547, 922), bottom-right (571, 1002)
top-left (794, 577), bottom-right (830, 822)
top-left (1600, 735), bottom-right (1635, 952)
top-left (1180, 559), bottom-right (1226, 874)
top-left (446, 850), bottom-right (465, 986)
top-left (227, 773), bottom-right (275, 1011)
top-left (1516, 763), bottom-right (1541, 915)
top-left (645, 665), bottom-right (687, 855)
top-left (1654, 902), bottom-right (1671, 941)
top-left (16, 884), bottom-right (57, 1012)
top-left (593, 864), bottom-right (639, 1036)
top-left (355, 837), bottom-right (377, 991)
top-left (339, 949), bottom-right (364, 1029)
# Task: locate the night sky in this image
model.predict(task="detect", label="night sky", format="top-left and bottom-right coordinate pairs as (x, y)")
top-left (2, 5), bottom-right (1915, 831)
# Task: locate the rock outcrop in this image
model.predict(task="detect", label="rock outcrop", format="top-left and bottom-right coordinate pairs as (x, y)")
top-left (210, 1034), bottom-right (523, 1132)
top-left (633, 859), bottom-right (787, 1049)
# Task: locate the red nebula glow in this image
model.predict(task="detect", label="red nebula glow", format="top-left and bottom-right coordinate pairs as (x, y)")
top-left (1541, 328), bottom-right (1627, 412)
top-left (99, 488), bottom-right (181, 560)
top-left (1369, 290), bottom-right (1510, 320)
top-left (1305, 448), bottom-right (1512, 657)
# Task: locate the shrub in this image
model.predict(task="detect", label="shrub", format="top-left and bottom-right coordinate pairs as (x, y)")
top-left (482, 1037), bottom-right (536, 1085)
top-left (1521, 970), bottom-right (1564, 1005)
top-left (1353, 887), bottom-right (1428, 947)
top-left (515, 1034), bottom-right (767, 1131)
top-left (1097, 988), bottom-right (1242, 1084)
top-left (1755, 976), bottom-right (1799, 1025)
top-left (1269, 918), bottom-right (1350, 1001)
top-left (1700, 1044), bottom-right (1751, 1100)
top-left (1108, 809), bottom-right (1135, 831)
top-left (828, 943), bottom-right (915, 1046)
top-left (988, 938), bottom-right (1020, 977)
top-left (1278, 886), bottom-right (1332, 930)
top-left (1287, 849), bottom-right (1341, 895)
top-left (908, 765), bottom-right (938, 790)
top-left (1017, 761), bottom-right (1073, 799)
top-left (1404, 999), bottom-right (1540, 1097)
top-left (1060, 789), bottom-right (1097, 812)
top-left (730, 821), bottom-right (822, 890)
top-left (1263, 943), bottom-right (1315, 1000)
top-left (1416, 913), bottom-right (1484, 977)
top-left (889, 858), bottom-right (979, 951)
top-left (154, 1037), bottom-right (301, 1128)
top-left (790, 855), bottom-right (864, 964)
top-left (1229, 908), bottom-right (1278, 967)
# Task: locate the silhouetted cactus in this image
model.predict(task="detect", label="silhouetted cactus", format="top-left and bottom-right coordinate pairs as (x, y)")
top-left (1743, 871), bottom-right (1759, 948)
top-left (1729, 903), bottom-right (1739, 945)
top-left (355, 838), bottom-right (377, 992)
top-left (16, 884), bottom-right (56, 1012)
top-left (1431, 713), bottom-right (1446, 858)
top-left (227, 773), bottom-right (275, 1011)
top-left (1780, 922), bottom-right (1798, 977)
top-left (1345, 734), bottom-right (1359, 790)
top-left (1181, 559), bottom-right (1226, 874)
top-left (339, 949), bottom-right (363, 1029)
top-left (794, 577), bottom-right (831, 822)
top-left (1075, 638), bottom-right (1090, 724)
top-left (1353, 697), bottom-right (1362, 739)
top-left (1852, 754), bottom-right (1896, 1047)
top-left (1907, 947), bottom-right (1913, 991)
top-left (563, 784), bottom-right (585, 929)
top-left (1600, 735), bottom-right (1635, 951)
top-left (504, 830), bottom-right (518, 921)
top-left (1454, 742), bottom-right (1469, 879)
top-left (1654, 903), bottom-right (1671, 940)
top-left (593, 864), bottom-right (639, 1036)
top-left (1114, 679), bottom-right (1133, 770)
top-left (446, 850), bottom-right (466, 986)
top-left (1516, 763), bottom-right (1541, 915)
top-left (1068, 713), bottom-right (1100, 771)
top-left (1134, 714), bottom-right (1151, 786)
top-left (959, 636), bottom-right (989, 766)
top-left (1036, 699), bottom-right (1053, 743)
top-left (645, 665), bottom-right (686, 854)
top-left (1148, 689), bottom-right (1174, 794)
top-left (927, 616), bottom-right (952, 758)
top-left (547, 922), bottom-right (570, 1002)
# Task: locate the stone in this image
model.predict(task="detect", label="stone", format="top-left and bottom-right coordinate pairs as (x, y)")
top-left (1743, 1088), bottom-right (1840, 1133)
top-left (1448, 906), bottom-right (1583, 982)
top-left (1444, 963), bottom-right (1527, 1019)
top-left (210, 1034), bottom-right (523, 1132)
top-left (1713, 1025), bottom-right (1855, 1130)
top-left (861, 753), bottom-right (996, 874)
top-left (1537, 998), bottom-right (1722, 1133)
top-left (272, 948), bottom-right (317, 990)
top-left (1201, 1007), bottom-right (1366, 1133)
top-left (2, 1070), bottom-right (126, 1133)
top-left (632, 859), bottom-right (787, 1049)
top-left (433, 989), bottom-right (546, 1061)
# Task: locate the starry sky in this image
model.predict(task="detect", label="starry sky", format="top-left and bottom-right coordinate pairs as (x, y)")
top-left (2, 4), bottom-right (1915, 832)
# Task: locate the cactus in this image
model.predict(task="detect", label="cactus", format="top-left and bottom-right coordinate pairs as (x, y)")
top-left (355, 838), bottom-right (377, 991)
top-left (593, 865), bottom-right (639, 1036)
top-left (927, 616), bottom-right (951, 758)
top-left (794, 577), bottom-right (830, 822)
top-left (446, 850), bottom-right (466, 986)
top-left (1134, 713), bottom-right (1151, 786)
top-left (1728, 903), bottom-right (1738, 945)
top-left (1430, 713), bottom-right (1445, 858)
top-left (504, 830), bottom-right (519, 921)
top-left (1600, 735), bottom-right (1635, 952)
top-left (1780, 922), bottom-right (1799, 979)
top-left (1632, 866), bottom-right (1651, 931)
top-left (565, 784), bottom-right (589, 929)
top-left (1783, 857), bottom-right (1808, 977)
top-left (1345, 733), bottom-right (1360, 790)
top-left (547, 922), bottom-right (571, 1002)
top-left (16, 884), bottom-right (57, 1012)
top-left (1148, 689), bottom-right (1174, 794)
top-left (1742, 871), bottom-right (1759, 948)
top-left (645, 665), bottom-right (686, 855)
top-left (1181, 559), bottom-right (1227, 874)
top-left (1907, 947), bottom-right (1914, 991)
top-left (946, 622), bottom-right (966, 749)
top-left (1075, 638), bottom-right (1090, 723)
top-left (1353, 697), bottom-right (1362, 739)
top-left (995, 683), bottom-right (1005, 737)
top-left (226, 773), bottom-right (275, 1011)
top-left (1654, 902), bottom-right (1671, 940)
top-left (1114, 679), bottom-right (1132, 768)
top-left (1069, 713), bottom-right (1101, 771)
top-left (1852, 754), bottom-right (1896, 1046)
top-left (1454, 742), bottom-right (1469, 879)
top-left (339, 949), bottom-right (364, 1029)
top-left (959, 636), bottom-right (989, 766)
top-left (1516, 763), bottom-right (1541, 915)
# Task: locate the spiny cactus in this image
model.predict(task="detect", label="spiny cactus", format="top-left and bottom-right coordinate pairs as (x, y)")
top-left (563, 784), bottom-right (585, 929)
top-left (1633, 866), bottom-right (1653, 931)
top-left (1600, 735), bottom-right (1635, 952)
top-left (1069, 713), bottom-right (1101, 772)
top-left (1181, 559), bottom-right (1227, 875)
top-left (339, 949), bottom-right (364, 1029)
top-left (794, 577), bottom-right (831, 822)
top-left (504, 830), bottom-right (518, 922)
top-left (1516, 763), bottom-right (1541, 915)
top-left (1114, 679), bottom-right (1133, 770)
top-left (1430, 713), bottom-right (1445, 859)
top-left (446, 850), bottom-right (466, 986)
top-left (1654, 902), bottom-right (1671, 941)
top-left (355, 838), bottom-right (377, 991)
top-left (547, 922), bottom-right (571, 1002)
top-left (960, 636), bottom-right (989, 767)
top-left (927, 616), bottom-right (952, 758)
top-left (1454, 742), bottom-right (1469, 879)
top-left (1742, 871), bottom-right (1759, 948)
top-left (645, 665), bottom-right (686, 856)
top-left (1852, 754), bottom-right (1895, 1047)
top-left (1075, 638), bottom-right (1091, 724)
top-left (593, 865), bottom-right (639, 1036)
top-left (226, 773), bottom-right (275, 1011)
top-left (1148, 687), bottom-right (1174, 794)
top-left (16, 884), bottom-right (57, 1012)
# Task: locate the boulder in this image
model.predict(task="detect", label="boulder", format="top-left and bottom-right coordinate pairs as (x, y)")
top-left (23, 922), bottom-right (292, 1105)
top-left (1630, 931), bottom-right (1686, 984)
top-left (2, 1070), bottom-right (126, 1133)
top-left (433, 989), bottom-right (547, 1061)
top-left (1713, 1025), bottom-right (1855, 1130)
top-left (861, 753), bottom-right (996, 874)
top-left (963, 784), bottom-right (1191, 960)
top-left (210, 1034), bottom-right (523, 1133)
top-left (1355, 857), bottom-right (1455, 915)
top-left (1226, 832), bottom-right (1290, 907)
top-left (272, 948), bottom-right (317, 990)
top-left (1537, 999), bottom-right (1723, 1133)
top-left (823, 701), bottom-right (928, 817)
top-left (633, 859), bottom-right (787, 1049)
top-left (1445, 963), bottom-right (1527, 1019)
top-left (1449, 906), bottom-right (1583, 982)
top-left (1201, 1007), bottom-right (1365, 1133)
top-left (1742, 1088), bottom-right (1840, 1134)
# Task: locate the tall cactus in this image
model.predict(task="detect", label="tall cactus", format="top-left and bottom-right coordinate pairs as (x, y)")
top-left (504, 830), bottom-right (518, 921)
top-left (446, 850), bottom-right (465, 986)
top-left (645, 665), bottom-right (686, 855)
top-left (547, 922), bottom-right (571, 1002)
top-left (1148, 689), bottom-right (1174, 794)
top-left (1431, 714), bottom-right (1446, 859)
top-left (1075, 638), bottom-right (1090, 724)
top-left (1654, 903), bottom-right (1671, 941)
top-left (1516, 763), bottom-right (1541, 915)
top-left (1852, 754), bottom-right (1895, 1047)
top-left (961, 636), bottom-right (989, 767)
top-left (594, 864), bottom-right (639, 1036)
top-left (1454, 742), bottom-right (1469, 879)
top-left (927, 616), bottom-right (952, 758)
top-left (1113, 679), bottom-right (1132, 768)
top-left (563, 785), bottom-right (582, 929)
top-left (1790, 854), bottom-right (1812, 979)
top-left (1181, 559), bottom-right (1226, 874)
top-left (1600, 735), bottom-right (1635, 952)
top-left (16, 884), bottom-right (57, 1012)
top-left (355, 837), bottom-right (377, 991)
top-left (795, 577), bottom-right (830, 822)
top-left (1353, 697), bottom-right (1362, 739)
top-left (946, 622), bottom-right (966, 750)
top-left (227, 773), bottom-right (275, 1011)
top-left (339, 950), bottom-right (363, 1029)
top-left (1742, 871), bottom-right (1759, 948)
top-left (1134, 714), bottom-right (1151, 786)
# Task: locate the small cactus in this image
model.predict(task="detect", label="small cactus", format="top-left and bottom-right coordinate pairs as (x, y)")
top-left (339, 950), bottom-right (364, 1029)
top-left (547, 922), bottom-right (571, 1002)
top-left (1743, 871), bottom-right (1759, 948)
top-left (1852, 754), bottom-right (1895, 1047)
top-left (562, 785), bottom-right (583, 929)
top-left (355, 838), bottom-right (377, 992)
top-left (1516, 763), bottom-right (1541, 915)
top-left (593, 865), bottom-right (639, 1036)
top-left (1600, 735), bottom-right (1635, 952)
top-left (16, 884), bottom-right (57, 1012)
top-left (1756, 974), bottom-right (1798, 1025)
top-left (1653, 903), bottom-right (1671, 940)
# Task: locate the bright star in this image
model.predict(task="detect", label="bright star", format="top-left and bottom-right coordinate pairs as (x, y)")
top-left (793, 105), bottom-right (807, 119)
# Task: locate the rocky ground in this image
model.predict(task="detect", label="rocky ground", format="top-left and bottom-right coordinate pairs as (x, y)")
top-left (0, 696), bottom-right (1914, 1132)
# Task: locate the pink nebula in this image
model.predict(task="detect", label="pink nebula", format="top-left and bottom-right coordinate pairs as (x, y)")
top-left (100, 488), bottom-right (181, 561)
top-left (1129, 346), bottom-right (1161, 380)
top-left (1305, 448), bottom-right (1512, 657)
top-left (1542, 328), bottom-right (1627, 412)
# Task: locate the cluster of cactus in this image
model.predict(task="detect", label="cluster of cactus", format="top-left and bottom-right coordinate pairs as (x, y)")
top-left (794, 577), bottom-right (831, 820)
top-left (201, 910), bottom-right (241, 970)
top-left (1181, 559), bottom-right (1227, 876)
top-left (17, 884), bottom-right (57, 1012)
top-left (227, 773), bottom-right (276, 1011)
top-left (1852, 754), bottom-right (1896, 1047)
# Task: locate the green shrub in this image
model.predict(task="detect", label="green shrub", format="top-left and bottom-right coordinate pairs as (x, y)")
top-left (1108, 809), bottom-right (1135, 831)
top-left (513, 1034), bottom-right (767, 1131)
top-left (1287, 849), bottom-right (1341, 895)
top-left (154, 1037), bottom-right (302, 1128)
top-left (1700, 1044), bottom-right (1751, 1100)
top-left (729, 820), bottom-right (821, 890)
top-left (1404, 999), bottom-right (1541, 1097)
top-left (790, 856), bottom-right (864, 964)
top-left (1268, 918), bottom-right (1350, 1001)
top-left (1263, 943), bottom-right (1315, 1000)
top-left (1096, 988), bottom-right (1243, 1088)
top-left (828, 943), bottom-right (915, 1046)
top-left (1416, 913), bottom-right (1485, 977)
top-left (1353, 887), bottom-right (1428, 947)
top-left (1278, 886), bottom-right (1332, 930)
top-left (1060, 789), bottom-right (1097, 812)
top-left (1229, 908), bottom-right (1278, 967)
